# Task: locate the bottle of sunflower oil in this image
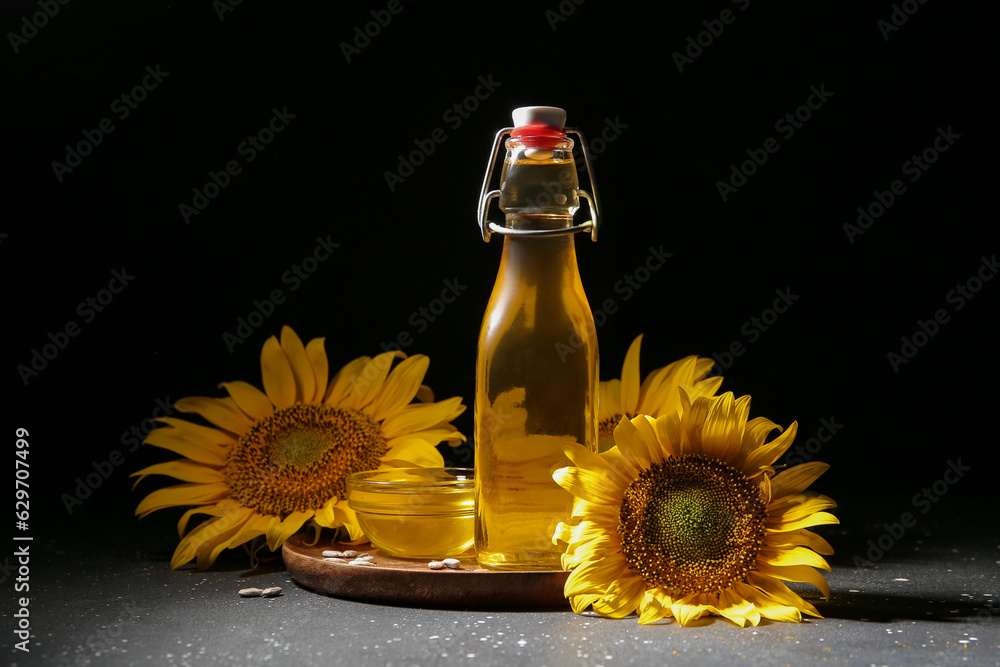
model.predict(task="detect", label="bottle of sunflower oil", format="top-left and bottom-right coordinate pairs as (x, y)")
top-left (474, 106), bottom-right (600, 571)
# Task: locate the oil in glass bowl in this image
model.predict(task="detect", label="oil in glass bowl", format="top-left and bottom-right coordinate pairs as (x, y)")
top-left (345, 468), bottom-right (474, 559)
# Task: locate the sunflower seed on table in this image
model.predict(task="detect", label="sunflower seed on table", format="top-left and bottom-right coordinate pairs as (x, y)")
top-left (239, 588), bottom-right (264, 597)
top-left (428, 561), bottom-right (446, 570)
top-left (442, 558), bottom-right (461, 569)
top-left (322, 550), bottom-right (345, 558)
top-left (261, 587), bottom-right (283, 597)
top-left (349, 559), bottom-right (376, 566)
top-left (342, 550), bottom-right (359, 557)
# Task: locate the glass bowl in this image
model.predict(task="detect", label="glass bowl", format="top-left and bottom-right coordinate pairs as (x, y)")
top-left (345, 467), bottom-right (475, 559)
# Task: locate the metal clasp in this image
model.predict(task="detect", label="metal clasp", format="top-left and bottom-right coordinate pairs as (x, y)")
top-left (477, 127), bottom-right (601, 243)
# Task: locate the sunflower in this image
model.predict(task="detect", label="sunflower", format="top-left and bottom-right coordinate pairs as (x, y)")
top-left (133, 326), bottom-right (466, 569)
top-left (553, 391), bottom-right (837, 626)
top-left (598, 334), bottom-right (722, 451)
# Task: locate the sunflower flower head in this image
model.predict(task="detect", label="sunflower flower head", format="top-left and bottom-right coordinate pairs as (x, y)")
top-left (598, 335), bottom-right (722, 452)
top-left (133, 325), bottom-right (466, 570)
top-left (553, 391), bottom-right (838, 626)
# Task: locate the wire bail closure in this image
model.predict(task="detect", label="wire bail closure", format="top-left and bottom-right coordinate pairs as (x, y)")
top-left (477, 127), bottom-right (601, 243)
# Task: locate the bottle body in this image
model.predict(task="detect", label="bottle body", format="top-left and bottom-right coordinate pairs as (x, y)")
top-left (474, 140), bottom-right (599, 571)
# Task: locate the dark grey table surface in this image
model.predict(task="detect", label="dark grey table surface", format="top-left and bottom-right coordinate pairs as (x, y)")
top-left (9, 492), bottom-right (998, 667)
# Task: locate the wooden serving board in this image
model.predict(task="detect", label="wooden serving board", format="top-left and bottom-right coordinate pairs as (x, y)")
top-left (282, 535), bottom-right (570, 609)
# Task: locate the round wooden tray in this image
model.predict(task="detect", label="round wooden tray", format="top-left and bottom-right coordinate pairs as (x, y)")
top-left (282, 535), bottom-right (570, 609)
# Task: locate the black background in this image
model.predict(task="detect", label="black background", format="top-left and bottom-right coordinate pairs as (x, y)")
top-left (3, 0), bottom-right (995, 560)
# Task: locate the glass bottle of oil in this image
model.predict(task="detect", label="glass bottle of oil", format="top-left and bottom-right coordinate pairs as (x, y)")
top-left (474, 106), bottom-right (599, 571)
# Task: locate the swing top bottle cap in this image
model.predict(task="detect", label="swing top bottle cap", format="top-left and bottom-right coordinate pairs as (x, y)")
top-left (510, 107), bottom-right (568, 151)
top-left (512, 106), bottom-right (566, 131)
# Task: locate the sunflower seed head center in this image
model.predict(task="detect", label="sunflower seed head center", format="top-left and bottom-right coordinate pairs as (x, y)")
top-left (618, 453), bottom-right (767, 595)
top-left (224, 404), bottom-right (386, 517)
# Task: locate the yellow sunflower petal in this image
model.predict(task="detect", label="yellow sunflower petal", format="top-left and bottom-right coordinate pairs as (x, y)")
top-left (553, 521), bottom-right (574, 546)
top-left (741, 416), bottom-right (782, 457)
top-left (264, 510), bottom-right (314, 551)
top-left (218, 380), bottom-right (274, 421)
top-left (562, 442), bottom-right (616, 478)
top-left (130, 460), bottom-right (224, 487)
top-left (313, 498), bottom-right (369, 544)
top-left (599, 378), bottom-right (623, 420)
top-left (386, 428), bottom-right (464, 451)
top-left (225, 511), bottom-right (272, 553)
top-left (569, 593), bottom-right (604, 615)
top-left (747, 570), bottom-right (822, 618)
top-left (760, 546), bottom-right (831, 571)
top-left (636, 356), bottom-right (688, 414)
top-left (280, 326), bottom-right (317, 404)
top-left (650, 410), bottom-right (682, 459)
top-left (153, 416), bottom-right (237, 446)
top-left (368, 354), bottom-right (430, 423)
top-left (350, 351), bottom-right (406, 411)
top-left (381, 439), bottom-right (445, 468)
top-left (260, 335), bottom-right (297, 409)
top-left (135, 482), bottom-right (230, 518)
top-left (601, 447), bottom-right (643, 485)
top-left (677, 390), bottom-right (712, 456)
top-left (637, 590), bottom-right (669, 624)
top-left (768, 494), bottom-right (838, 524)
top-left (305, 337), bottom-right (329, 402)
top-left (143, 427), bottom-right (228, 467)
top-left (631, 414), bottom-right (663, 464)
top-left (325, 356), bottom-right (370, 405)
top-left (734, 581), bottom-right (802, 623)
top-left (171, 516), bottom-right (223, 569)
top-left (552, 466), bottom-right (623, 506)
top-left (177, 504), bottom-right (217, 538)
top-left (174, 396), bottom-right (252, 435)
top-left (380, 397), bottom-right (466, 440)
top-left (765, 528), bottom-right (835, 555)
top-left (688, 374), bottom-right (724, 404)
top-left (745, 414), bottom-right (780, 441)
top-left (192, 506), bottom-right (257, 569)
top-left (716, 587), bottom-right (760, 627)
top-left (618, 334), bottom-right (644, 415)
top-left (767, 510), bottom-right (840, 533)
top-left (313, 496), bottom-right (341, 528)
top-left (756, 601), bottom-right (804, 623)
top-left (335, 505), bottom-right (367, 542)
top-left (756, 561), bottom-right (831, 598)
top-left (562, 538), bottom-right (615, 567)
top-left (613, 417), bottom-right (658, 467)
top-left (556, 521), bottom-right (618, 558)
top-left (569, 496), bottom-right (620, 523)
top-left (564, 554), bottom-right (628, 597)
top-left (700, 393), bottom-right (749, 462)
top-left (740, 421), bottom-right (798, 477)
top-left (770, 461), bottom-right (831, 498)
top-left (671, 598), bottom-right (710, 627)
top-left (592, 573), bottom-right (646, 619)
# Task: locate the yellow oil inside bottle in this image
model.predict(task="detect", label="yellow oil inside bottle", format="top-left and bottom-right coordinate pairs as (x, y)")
top-left (475, 151), bottom-right (598, 571)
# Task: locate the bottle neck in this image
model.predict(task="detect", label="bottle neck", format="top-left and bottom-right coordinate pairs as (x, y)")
top-left (496, 232), bottom-right (581, 287)
top-left (504, 213), bottom-right (574, 231)
top-left (498, 134), bottom-right (580, 229)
